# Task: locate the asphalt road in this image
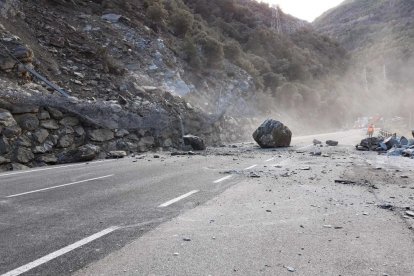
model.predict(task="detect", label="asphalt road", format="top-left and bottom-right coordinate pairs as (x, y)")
top-left (4, 129), bottom-right (410, 276)
top-left (0, 129), bottom-right (321, 276)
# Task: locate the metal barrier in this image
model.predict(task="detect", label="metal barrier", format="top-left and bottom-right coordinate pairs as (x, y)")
top-left (379, 129), bottom-right (393, 138)
top-left (0, 42), bottom-right (70, 98)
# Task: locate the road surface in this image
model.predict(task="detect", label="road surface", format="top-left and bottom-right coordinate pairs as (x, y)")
top-left (1, 129), bottom-right (414, 276)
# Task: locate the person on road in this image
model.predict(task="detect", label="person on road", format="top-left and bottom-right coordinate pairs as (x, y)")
top-left (367, 124), bottom-right (374, 138)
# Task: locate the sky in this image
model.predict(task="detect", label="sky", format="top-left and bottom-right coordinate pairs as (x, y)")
top-left (259, 0), bottom-right (344, 22)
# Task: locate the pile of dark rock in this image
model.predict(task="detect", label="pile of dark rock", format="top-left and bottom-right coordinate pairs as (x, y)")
top-left (356, 134), bottom-right (414, 158)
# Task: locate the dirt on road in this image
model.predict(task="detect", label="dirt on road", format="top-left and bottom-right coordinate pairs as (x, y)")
top-left (75, 130), bottom-right (414, 276)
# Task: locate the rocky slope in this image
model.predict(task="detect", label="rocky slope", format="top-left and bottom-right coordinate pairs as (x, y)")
top-left (314, 0), bottom-right (414, 85)
top-left (313, 0), bottom-right (414, 122)
top-left (0, 0), bottom-right (349, 171)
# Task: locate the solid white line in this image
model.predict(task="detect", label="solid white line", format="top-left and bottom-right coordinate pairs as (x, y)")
top-left (1, 226), bottom-right (120, 276)
top-left (244, 164), bottom-right (257, 170)
top-left (213, 175), bottom-right (233, 183)
top-left (265, 158), bottom-right (275, 162)
top-left (0, 160), bottom-right (115, 178)
top-left (6, 175), bottom-right (114, 198)
top-left (158, 190), bottom-right (199, 207)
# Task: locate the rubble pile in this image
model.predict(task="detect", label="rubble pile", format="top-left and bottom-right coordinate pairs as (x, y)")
top-left (356, 134), bottom-right (414, 158)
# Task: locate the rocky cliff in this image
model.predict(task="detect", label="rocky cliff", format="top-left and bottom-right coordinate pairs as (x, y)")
top-left (0, 0), bottom-right (349, 171)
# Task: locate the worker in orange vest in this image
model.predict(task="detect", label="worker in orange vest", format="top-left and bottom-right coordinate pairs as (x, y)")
top-left (367, 124), bottom-right (374, 138)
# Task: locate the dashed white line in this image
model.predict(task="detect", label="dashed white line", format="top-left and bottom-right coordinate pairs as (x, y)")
top-left (0, 160), bottom-right (115, 178)
top-left (1, 226), bottom-right (120, 276)
top-left (213, 175), bottom-right (233, 183)
top-left (6, 175), bottom-right (114, 198)
top-left (244, 164), bottom-right (258, 170)
top-left (296, 144), bottom-right (314, 151)
top-left (158, 190), bottom-right (199, 207)
top-left (265, 158), bottom-right (275, 162)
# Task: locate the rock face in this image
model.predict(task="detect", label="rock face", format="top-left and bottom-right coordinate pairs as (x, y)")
top-left (183, 135), bottom-right (206, 151)
top-left (0, 96), bottom-right (256, 172)
top-left (252, 119), bottom-right (292, 148)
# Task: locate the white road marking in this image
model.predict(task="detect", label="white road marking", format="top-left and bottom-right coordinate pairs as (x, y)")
top-left (244, 164), bottom-right (257, 170)
top-left (6, 175), bottom-right (114, 198)
top-left (265, 158), bottom-right (275, 162)
top-left (0, 160), bottom-right (115, 178)
top-left (213, 175), bottom-right (233, 183)
top-left (296, 144), bottom-right (314, 151)
top-left (1, 226), bottom-right (119, 276)
top-left (158, 190), bottom-right (199, 207)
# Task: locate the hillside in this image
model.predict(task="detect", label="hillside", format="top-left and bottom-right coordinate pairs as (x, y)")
top-left (0, 0), bottom-right (347, 118)
top-left (0, 0), bottom-right (350, 171)
top-left (313, 0), bottom-right (414, 122)
top-left (314, 0), bottom-right (414, 85)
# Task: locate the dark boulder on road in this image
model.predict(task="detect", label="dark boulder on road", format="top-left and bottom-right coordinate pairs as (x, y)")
top-left (326, 140), bottom-right (339, 146)
top-left (253, 119), bottom-right (292, 148)
top-left (183, 135), bottom-right (206, 150)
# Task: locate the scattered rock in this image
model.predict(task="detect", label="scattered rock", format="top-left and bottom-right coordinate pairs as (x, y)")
top-left (378, 203), bottom-right (393, 210)
top-left (313, 139), bottom-right (322, 145)
top-left (335, 179), bottom-right (356, 184)
top-left (249, 172), bottom-right (261, 178)
top-left (406, 211), bottom-right (414, 217)
top-left (311, 147), bottom-right (322, 156)
top-left (108, 151), bottom-right (127, 159)
top-left (286, 266), bottom-right (295, 272)
top-left (326, 140), bottom-right (338, 146)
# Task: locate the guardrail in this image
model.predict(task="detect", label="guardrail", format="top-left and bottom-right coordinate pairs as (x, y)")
top-left (379, 129), bottom-right (393, 138)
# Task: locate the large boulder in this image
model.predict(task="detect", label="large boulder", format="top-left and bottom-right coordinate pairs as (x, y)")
top-left (183, 135), bottom-right (206, 150)
top-left (252, 119), bottom-right (292, 148)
